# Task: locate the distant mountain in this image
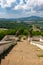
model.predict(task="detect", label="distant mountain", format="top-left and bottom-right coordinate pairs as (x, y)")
top-left (0, 16), bottom-right (43, 21)
top-left (16, 16), bottom-right (43, 21)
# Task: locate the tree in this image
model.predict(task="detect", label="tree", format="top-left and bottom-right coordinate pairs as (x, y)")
top-left (23, 30), bottom-right (29, 36)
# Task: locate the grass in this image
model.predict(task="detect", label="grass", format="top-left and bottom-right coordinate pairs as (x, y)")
top-left (37, 54), bottom-right (43, 57)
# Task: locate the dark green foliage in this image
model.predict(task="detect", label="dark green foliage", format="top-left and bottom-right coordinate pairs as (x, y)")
top-left (0, 20), bottom-right (43, 40)
top-left (0, 29), bottom-right (16, 40)
top-left (41, 31), bottom-right (43, 36)
top-left (0, 21), bottom-right (31, 30)
top-left (0, 30), bottom-right (7, 40)
top-left (32, 31), bottom-right (41, 36)
top-left (23, 30), bottom-right (29, 36)
top-left (17, 27), bottom-right (29, 36)
top-left (7, 29), bottom-right (17, 35)
top-left (18, 27), bottom-right (24, 35)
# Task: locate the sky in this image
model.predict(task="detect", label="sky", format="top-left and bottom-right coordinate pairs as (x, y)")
top-left (0, 0), bottom-right (43, 18)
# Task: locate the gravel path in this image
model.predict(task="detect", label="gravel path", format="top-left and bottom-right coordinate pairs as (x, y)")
top-left (1, 40), bottom-right (43, 65)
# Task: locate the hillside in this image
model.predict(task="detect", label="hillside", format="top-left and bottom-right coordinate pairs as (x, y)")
top-left (15, 16), bottom-right (43, 21)
top-left (0, 16), bottom-right (43, 21)
top-left (0, 19), bottom-right (43, 30)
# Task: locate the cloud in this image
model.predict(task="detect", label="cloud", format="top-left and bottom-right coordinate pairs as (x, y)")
top-left (0, 0), bottom-right (43, 18)
top-left (0, 0), bottom-right (43, 11)
top-left (0, 0), bottom-right (16, 8)
top-left (33, 4), bottom-right (43, 12)
top-left (13, 0), bottom-right (43, 11)
top-left (38, 0), bottom-right (43, 6)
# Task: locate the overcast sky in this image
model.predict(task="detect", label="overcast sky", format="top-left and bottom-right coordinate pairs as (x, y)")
top-left (0, 0), bottom-right (43, 18)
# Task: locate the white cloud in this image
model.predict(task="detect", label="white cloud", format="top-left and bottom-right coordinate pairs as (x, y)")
top-left (38, 0), bottom-right (43, 6)
top-left (13, 0), bottom-right (25, 10)
top-left (0, 0), bottom-right (43, 10)
top-left (0, 0), bottom-right (16, 8)
top-left (0, 0), bottom-right (43, 18)
top-left (13, 0), bottom-right (43, 10)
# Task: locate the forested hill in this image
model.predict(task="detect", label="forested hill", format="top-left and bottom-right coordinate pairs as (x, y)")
top-left (0, 19), bottom-right (43, 30)
top-left (0, 16), bottom-right (43, 21)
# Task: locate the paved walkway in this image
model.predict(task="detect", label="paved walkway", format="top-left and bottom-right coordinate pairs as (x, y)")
top-left (1, 40), bottom-right (43, 65)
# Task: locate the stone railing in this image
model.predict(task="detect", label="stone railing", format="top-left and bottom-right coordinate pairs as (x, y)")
top-left (0, 41), bottom-right (16, 55)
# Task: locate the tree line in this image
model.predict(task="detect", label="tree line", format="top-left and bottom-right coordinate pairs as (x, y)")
top-left (0, 27), bottom-right (43, 40)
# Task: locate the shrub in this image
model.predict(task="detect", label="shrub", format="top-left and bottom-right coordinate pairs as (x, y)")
top-left (23, 36), bottom-right (27, 40)
top-left (37, 54), bottom-right (43, 57)
top-left (17, 35), bottom-right (23, 41)
top-left (18, 27), bottom-right (24, 35)
top-left (41, 31), bottom-right (43, 36)
top-left (7, 29), bottom-right (16, 35)
top-left (32, 31), bottom-right (41, 36)
top-left (23, 30), bottom-right (29, 36)
top-left (0, 30), bottom-right (7, 40)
